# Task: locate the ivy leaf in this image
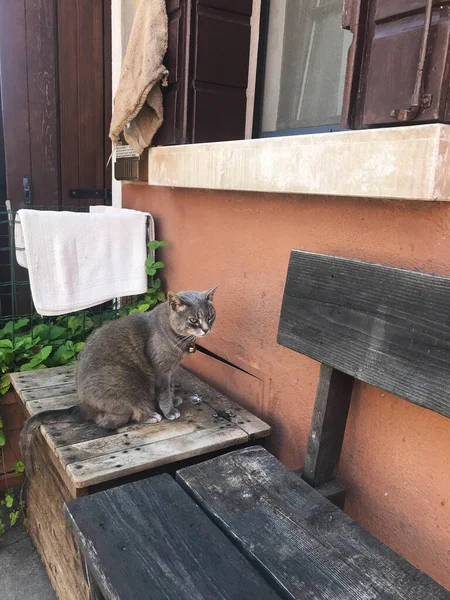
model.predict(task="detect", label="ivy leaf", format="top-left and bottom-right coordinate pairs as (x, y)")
top-left (15, 318), bottom-right (30, 330)
top-left (0, 321), bottom-right (14, 336)
top-left (148, 240), bottom-right (167, 251)
top-left (5, 493), bottom-right (13, 508)
top-left (52, 341), bottom-right (75, 365)
top-left (49, 326), bottom-right (66, 340)
top-left (15, 336), bottom-right (37, 351)
top-left (68, 315), bottom-right (83, 336)
top-left (0, 430), bottom-right (5, 447)
top-left (156, 291), bottom-right (166, 302)
top-left (147, 267), bottom-right (156, 276)
top-left (145, 256), bottom-right (155, 267)
top-left (153, 262), bottom-right (164, 269)
top-left (9, 511), bottom-right (19, 526)
top-left (0, 318), bottom-right (29, 338)
top-left (14, 461), bottom-right (25, 475)
top-left (0, 373), bottom-right (11, 396)
top-left (0, 340), bottom-right (13, 350)
top-left (137, 303), bottom-right (150, 313)
top-left (74, 342), bottom-right (85, 353)
top-left (20, 345), bottom-right (52, 371)
top-left (32, 324), bottom-right (50, 340)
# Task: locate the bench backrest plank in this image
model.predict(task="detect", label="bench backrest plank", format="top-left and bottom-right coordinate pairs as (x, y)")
top-left (278, 250), bottom-right (450, 419)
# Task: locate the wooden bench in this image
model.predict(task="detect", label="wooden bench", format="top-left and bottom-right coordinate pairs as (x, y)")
top-left (64, 251), bottom-right (450, 599)
top-left (11, 365), bottom-right (270, 600)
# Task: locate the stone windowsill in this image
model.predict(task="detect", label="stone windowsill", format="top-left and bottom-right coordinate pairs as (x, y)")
top-left (147, 124), bottom-right (450, 201)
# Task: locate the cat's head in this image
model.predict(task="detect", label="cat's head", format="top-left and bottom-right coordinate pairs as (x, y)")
top-left (167, 287), bottom-right (217, 338)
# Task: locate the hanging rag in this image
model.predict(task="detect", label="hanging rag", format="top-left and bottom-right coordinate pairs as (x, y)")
top-left (109, 0), bottom-right (169, 155)
top-left (89, 205), bottom-right (155, 244)
top-left (15, 209), bottom-right (149, 316)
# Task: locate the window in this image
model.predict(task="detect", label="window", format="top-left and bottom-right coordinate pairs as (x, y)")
top-left (256, 0), bottom-right (352, 137)
top-left (115, 0), bottom-right (450, 152)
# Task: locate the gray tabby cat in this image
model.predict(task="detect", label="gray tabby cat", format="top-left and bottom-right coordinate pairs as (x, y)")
top-left (20, 287), bottom-right (217, 475)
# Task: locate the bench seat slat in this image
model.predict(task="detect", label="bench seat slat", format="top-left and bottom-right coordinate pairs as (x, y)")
top-left (64, 474), bottom-right (282, 600)
top-left (177, 447), bottom-right (450, 600)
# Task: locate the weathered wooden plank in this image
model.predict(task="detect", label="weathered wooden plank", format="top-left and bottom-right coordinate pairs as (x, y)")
top-left (178, 447), bottom-right (450, 600)
top-left (0, 0), bottom-right (32, 211)
top-left (278, 250), bottom-right (450, 419)
top-left (77, 0), bottom-right (104, 194)
top-left (103, 0), bottom-right (112, 197)
top-left (25, 0), bottom-right (60, 207)
top-left (20, 384), bottom-right (77, 403)
top-left (26, 393), bottom-right (78, 416)
top-left (11, 366), bottom-right (75, 392)
top-left (303, 365), bottom-right (354, 487)
top-left (27, 436), bottom-right (89, 600)
top-left (42, 418), bottom-right (115, 452)
top-left (65, 475), bottom-right (282, 600)
top-left (83, 564), bottom-right (103, 600)
top-left (57, 402), bottom-right (231, 463)
top-left (58, 0), bottom-right (80, 202)
top-left (66, 421), bottom-right (248, 488)
top-left (177, 368), bottom-right (270, 439)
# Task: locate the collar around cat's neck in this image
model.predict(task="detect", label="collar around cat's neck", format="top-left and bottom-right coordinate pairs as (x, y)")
top-left (187, 341), bottom-right (196, 353)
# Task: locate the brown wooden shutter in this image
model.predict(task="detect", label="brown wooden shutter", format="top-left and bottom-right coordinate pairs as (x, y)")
top-left (155, 0), bottom-right (252, 145)
top-left (342, 0), bottom-right (450, 129)
top-left (154, 0), bottom-right (189, 145)
top-left (189, 0), bottom-right (252, 143)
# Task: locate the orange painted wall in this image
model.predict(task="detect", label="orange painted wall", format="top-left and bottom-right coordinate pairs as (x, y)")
top-left (124, 184), bottom-right (450, 589)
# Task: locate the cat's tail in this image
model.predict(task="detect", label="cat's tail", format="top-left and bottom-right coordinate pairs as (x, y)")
top-left (20, 405), bottom-right (80, 478)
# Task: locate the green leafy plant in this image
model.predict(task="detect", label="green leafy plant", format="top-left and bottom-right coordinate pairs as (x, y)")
top-left (0, 240), bottom-right (167, 535)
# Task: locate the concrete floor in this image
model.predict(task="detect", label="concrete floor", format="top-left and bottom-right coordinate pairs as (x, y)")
top-left (1, 525), bottom-right (56, 600)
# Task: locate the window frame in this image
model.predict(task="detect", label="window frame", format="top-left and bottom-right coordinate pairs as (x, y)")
top-left (252, 0), bottom-right (350, 139)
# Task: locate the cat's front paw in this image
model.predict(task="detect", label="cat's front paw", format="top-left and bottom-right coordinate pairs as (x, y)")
top-left (164, 408), bottom-right (181, 421)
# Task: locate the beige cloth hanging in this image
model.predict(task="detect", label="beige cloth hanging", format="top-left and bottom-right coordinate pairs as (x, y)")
top-left (110, 0), bottom-right (169, 155)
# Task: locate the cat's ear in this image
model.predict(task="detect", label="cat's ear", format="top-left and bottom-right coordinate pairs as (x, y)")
top-left (168, 291), bottom-right (185, 311)
top-left (204, 285), bottom-right (218, 302)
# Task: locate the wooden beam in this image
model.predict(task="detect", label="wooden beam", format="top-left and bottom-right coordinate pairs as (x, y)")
top-left (303, 364), bottom-right (354, 487)
top-left (294, 468), bottom-right (346, 510)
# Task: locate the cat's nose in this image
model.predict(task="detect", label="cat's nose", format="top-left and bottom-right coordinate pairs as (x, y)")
top-left (199, 327), bottom-right (209, 336)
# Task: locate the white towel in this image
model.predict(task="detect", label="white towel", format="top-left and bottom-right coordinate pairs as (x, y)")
top-left (15, 209), bottom-right (149, 316)
top-left (89, 205), bottom-right (155, 245)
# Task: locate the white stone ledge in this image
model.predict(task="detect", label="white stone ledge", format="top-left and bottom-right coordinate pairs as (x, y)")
top-left (147, 124), bottom-right (450, 201)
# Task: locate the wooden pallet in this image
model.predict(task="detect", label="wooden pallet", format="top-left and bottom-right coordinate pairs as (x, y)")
top-left (11, 365), bottom-right (270, 600)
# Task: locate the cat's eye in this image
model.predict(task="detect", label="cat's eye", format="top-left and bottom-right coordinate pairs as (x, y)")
top-left (189, 318), bottom-right (199, 325)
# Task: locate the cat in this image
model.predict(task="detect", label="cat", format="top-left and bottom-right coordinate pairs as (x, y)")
top-left (20, 287), bottom-right (217, 475)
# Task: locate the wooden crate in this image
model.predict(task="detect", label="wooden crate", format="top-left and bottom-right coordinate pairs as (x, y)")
top-left (11, 365), bottom-right (270, 600)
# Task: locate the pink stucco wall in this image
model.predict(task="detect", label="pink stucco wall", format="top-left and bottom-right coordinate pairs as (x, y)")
top-left (124, 184), bottom-right (450, 589)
